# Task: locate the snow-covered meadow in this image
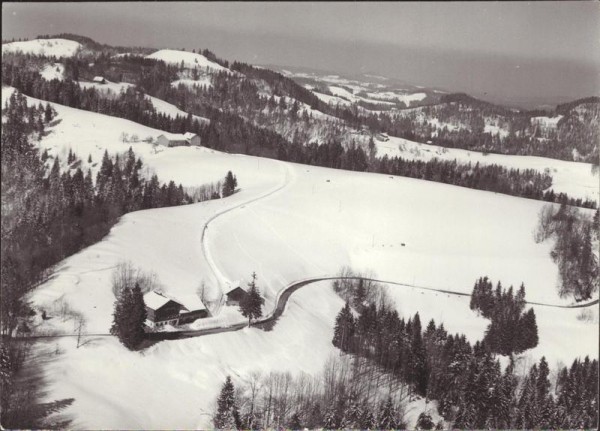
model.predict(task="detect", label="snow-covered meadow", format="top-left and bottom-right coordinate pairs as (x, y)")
top-left (374, 135), bottom-right (599, 203)
top-left (3, 86), bottom-right (598, 429)
top-left (2, 38), bottom-right (81, 58)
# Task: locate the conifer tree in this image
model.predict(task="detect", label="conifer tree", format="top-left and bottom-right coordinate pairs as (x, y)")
top-left (416, 411), bottom-right (435, 430)
top-left (222, 171), bottom-right (238, 197)
top-left (332, 302), bottom-right (355, 353)
top-left (214, 376), bottom-right (238, 429)
top-left (239, 272), bottom-right (264, 326)
top-left (110, 283), bottom-right (146, 350)
top-left (516, 308), bottom-right (539, 353)
top-left (377, 396), bottom-right (396, 430)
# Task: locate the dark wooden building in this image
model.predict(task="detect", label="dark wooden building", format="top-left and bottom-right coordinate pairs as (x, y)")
top-left (144, 291), bottom-right (183, 328)
top-left (144, 291), bottom-right (208, 328)
top-left (225, 284), bottom-right (248, 306)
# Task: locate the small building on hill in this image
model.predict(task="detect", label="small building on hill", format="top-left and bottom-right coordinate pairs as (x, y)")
top-left (225, 282), bottom-right (247, 306)
top-left (143, 291), bottom-right (208, 328)
top-left (178, 294), bottom-right (209, 324)
top-left (156, 132), bottom-right (201, 147)
top-left (93, 76), bottom-right (107, 84)
top-left (144, 291), bottom-right (183, 328)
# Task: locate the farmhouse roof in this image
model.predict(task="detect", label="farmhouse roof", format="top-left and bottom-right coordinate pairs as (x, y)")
top-left (177, 294), bottom-right (207, 312)
top-left (225, 281), bottom-right (246, 295)
top-left (143, 291), bottom-right (173, 310)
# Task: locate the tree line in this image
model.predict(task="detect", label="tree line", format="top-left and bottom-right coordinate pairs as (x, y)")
top-left (329, 273), bottom-right (597, 429)
top-left (3, 52), bottom-right (595, 209)
top-left (213, 355), bottom-right (415, 430)
top-left (379, 95), bottom-right (600, 163)
top-left (1, 90), bottom-right (224, 337)
top-left (534, 203), bottom-right (599, 301)
top-left (281, 140), bottom-right (596, 208)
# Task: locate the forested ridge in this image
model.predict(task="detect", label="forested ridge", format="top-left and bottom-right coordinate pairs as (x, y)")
top-left (2, 56), bottom-right (595, 208)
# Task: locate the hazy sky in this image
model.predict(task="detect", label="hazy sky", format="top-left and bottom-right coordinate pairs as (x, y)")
top-left (3, 2), bottom-right (599, 106)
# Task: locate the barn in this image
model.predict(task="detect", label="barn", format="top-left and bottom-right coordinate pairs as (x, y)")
top-left (225, 283), bottom-right (248, 306)
top-left (93, 76), bottom-right (107, 84)
top-left (156, 133), bottom-right (201, 147)
top-left (143, 291), bottom-right (208, 327)
top-left (143, 291), bottom-right (183, 328)
top-left (177, 294), bottom-right (209, 324)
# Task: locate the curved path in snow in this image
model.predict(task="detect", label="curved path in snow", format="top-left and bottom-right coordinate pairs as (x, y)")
top-left (18, 276), bottom-right (598, 341)
top-left (145, 276), bottom-right (599, 342)
top-left (201, 159), bottom-right (293, 289)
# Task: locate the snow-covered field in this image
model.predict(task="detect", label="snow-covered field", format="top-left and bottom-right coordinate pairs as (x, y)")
top-left (78, 80), bottom-right (134, 94)
top-left (147, 49), bottom-right (229, 73)
top-left (374, 135), bottom-right (599, 203)
top-left (171, 77), bottom-right (213, 89)
top-left (366, 91), bottom-right (427, 106)
top-left (2, 38), bottom-right (81, 58)
top-left (76, 81), bottom-right (209, 123)
top-left (40, 63), bottom-right (65, 81)
top-left (4, 87), bottom-right (598, 429)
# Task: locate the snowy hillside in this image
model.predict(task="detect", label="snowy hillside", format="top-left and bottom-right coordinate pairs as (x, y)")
top-left (374, 135), bottom-right (599, 203)
top-left (146, 49), bottom-right (229, 72)
top-left (20, 89), bottom-right (596, 350)
top-left (171, 77), bottom-right (213, 89)
top-left (40, 63), bottom-right (65, 81)
top-left (2, 86), bottom-right (210, 181)
top-left (28, 141), bottom-right (598, 430)
top-left (2, 38), bottom-right (81, 58)
top-left (6, 82), bottom-right (596, 430)
top-left (76, 80), bottom-right (209, 123)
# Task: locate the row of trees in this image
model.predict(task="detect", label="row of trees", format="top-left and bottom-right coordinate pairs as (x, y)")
top-left (470, 277), bottom-right (539, 355)
top-left (4, 51), bottom-right (596, 209)
top-left (534, 203), bottom-right (599, 301)
top-left (213, 355), bottom-right (416, 430)
top-left (382, 95), bottom-right (600, 162)
top-left (281, 140), bottom-right (595, 208)
top-left (330, 275), bottom-right (598, 429)
top-left (1, 90), bottom-right (230, 339)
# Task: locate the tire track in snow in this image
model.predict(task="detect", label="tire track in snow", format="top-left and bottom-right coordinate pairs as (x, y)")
top-left (17, 277), bottom-right (598, 341)
top-left (201, 160), bottom-right (294, 289)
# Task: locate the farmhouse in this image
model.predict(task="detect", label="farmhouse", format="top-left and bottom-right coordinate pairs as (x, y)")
top-left (156, 132), bottom-right (201, 147)
top-left (93, 76), bottom-right (107, 84)
top-left (225, 282), bottom-right (247, 306)
top-left (143, 291), bottom-right (208, 328)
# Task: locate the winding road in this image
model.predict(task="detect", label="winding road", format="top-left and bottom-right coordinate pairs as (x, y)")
top-left (19, 159), bottom-right (599, 342)
top-left (201, 158), bottom-right (294, 289)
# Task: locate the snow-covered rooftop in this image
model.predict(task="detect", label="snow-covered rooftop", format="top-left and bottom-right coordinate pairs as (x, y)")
top-left (224, 281), bottom-right (244, 295)
top-left (143, 291), bottom-right (171, 310)
top-left (177, 294), bottom-right (207, 312)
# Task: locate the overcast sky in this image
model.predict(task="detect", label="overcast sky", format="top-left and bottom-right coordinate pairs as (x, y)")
top-left (3, 2), bottom-right (599, 106)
